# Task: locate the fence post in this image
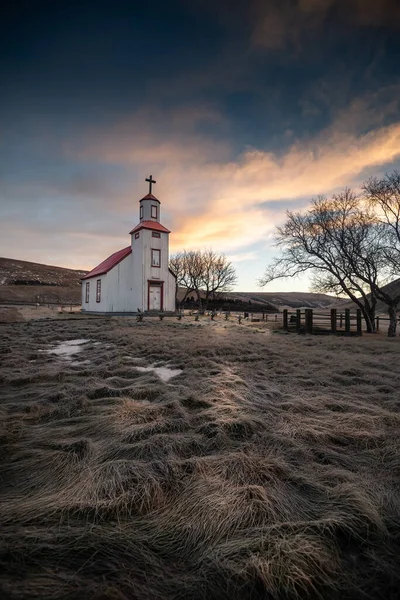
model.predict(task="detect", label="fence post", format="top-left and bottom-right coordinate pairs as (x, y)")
top-left (283, 309), bottom-right (288, 331)
top-left (356, 309), bottom-right (362, 335)
top-left (305, 309), bottom-right (313, 334)
top-left (296, 309), bottom-right (301, 333)
top-left (345, 309), bottom-right (351, 335)
top-left (376, 316), bottom-right (380, 332)
top-left (330, 308), bottom-right (337, 334)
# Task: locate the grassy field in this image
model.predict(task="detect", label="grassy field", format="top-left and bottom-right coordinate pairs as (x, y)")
top-left (1, 316), bottom-right (400, 599)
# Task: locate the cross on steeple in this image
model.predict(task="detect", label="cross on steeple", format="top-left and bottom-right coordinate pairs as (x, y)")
top-left (145, 175), bottom-right (156, 194)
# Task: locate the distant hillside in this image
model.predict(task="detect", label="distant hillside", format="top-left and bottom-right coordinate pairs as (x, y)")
top-left (177, 288), bottom-right (346, 309)
top-left (0, 257), bottom-right (87, 304)
top-left (339, 278), bottom-right (400, 314)
top-left (224, 291), bottom-right (347, 309)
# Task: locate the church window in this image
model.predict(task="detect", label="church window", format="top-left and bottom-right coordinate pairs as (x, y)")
top-left (151, 249), bottom-right (161, 267)
top-left (151, 205), bottom-right (158, 219)
top-left (96, 279), bottom-right (101, 303)
top-left (135, 232), bottom-right (140, 239)
top-left (140, 205), bottom-right (143, 219)
top-left (152, 231), bottom-right (160, 238)
top-left (85, 282), bottom-right (90, 303)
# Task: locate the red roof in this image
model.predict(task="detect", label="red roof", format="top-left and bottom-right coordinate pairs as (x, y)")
top-left (139, 193), bottom-right (160, 202)
top-left (81, 246), bottom-right (132, 280)
top-left (129, 220), bottom-right (171, 235)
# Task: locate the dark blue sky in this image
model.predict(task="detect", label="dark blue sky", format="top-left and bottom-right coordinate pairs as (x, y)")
top-left (1, 0), bottom-right (400, 290)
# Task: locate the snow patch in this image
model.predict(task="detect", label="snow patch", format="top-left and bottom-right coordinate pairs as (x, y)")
top-left (45, 339), bottom-right (90, 359)
top-left (71, 359), bottom-right (91, 366)
top-left (135, 364), bottom-right (183, 382)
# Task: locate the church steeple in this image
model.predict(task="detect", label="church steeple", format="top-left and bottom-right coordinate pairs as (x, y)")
top-left (129, 175), bottom-right (170, 236)
top-left (139, 175), bottom-right (160, 222)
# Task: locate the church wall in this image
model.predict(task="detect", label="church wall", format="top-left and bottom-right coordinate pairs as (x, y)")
top-left (167, 270), bottom-right (177, 311)
top-left (81, 274), bottom-right (108, 312)
top-left (105, 255), bottom-right (138, 312)
top-left (131, 233), bottom-right (145, 311)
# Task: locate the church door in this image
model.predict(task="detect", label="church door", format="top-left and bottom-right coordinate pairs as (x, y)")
top-left (148, 284), bottom-right (162, 310)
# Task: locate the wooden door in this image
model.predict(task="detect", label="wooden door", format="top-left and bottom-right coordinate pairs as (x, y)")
top-left (149, 285), bottom-right (161, 310)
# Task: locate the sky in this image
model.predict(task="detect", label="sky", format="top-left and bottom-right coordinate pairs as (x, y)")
top-left (1, 0), bottom-right (400, 292)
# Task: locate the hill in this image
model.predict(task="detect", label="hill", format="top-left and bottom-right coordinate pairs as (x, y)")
top-left (177, 288), bottom-right (346, 309)
top-left (0, 257), bottom-right (87, 304)
top-left (223, 290), bottom-right (346, 309)
top-left (338, 278), bottom-right (400, 315)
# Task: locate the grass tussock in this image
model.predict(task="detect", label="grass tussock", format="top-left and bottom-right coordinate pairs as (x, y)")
top-left (1, 316), bottom-right (400, 599)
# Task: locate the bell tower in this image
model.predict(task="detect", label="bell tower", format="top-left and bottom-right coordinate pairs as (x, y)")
top-left (129, 176), bottom-right (172, 311)
top-left (139, 175), bottom-right (160, 222)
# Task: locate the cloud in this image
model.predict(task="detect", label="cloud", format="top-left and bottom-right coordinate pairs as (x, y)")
top-left (250, 0), bottom-right (400, 51)
top-left (225, 251), bottom-right (260, 263)
top-left (2, 91), bottom-right (400, 279)
top-left (72, 93), bottom-right (400, 257)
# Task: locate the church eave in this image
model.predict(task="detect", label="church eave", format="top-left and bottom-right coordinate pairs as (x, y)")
top-left (129, 221), bottom-right (171, 235)
top-left (139, 193), bottom-right (160, 203)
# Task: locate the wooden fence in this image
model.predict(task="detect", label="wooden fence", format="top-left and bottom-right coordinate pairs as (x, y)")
top-left (281, 308), bottom-right (370, 335)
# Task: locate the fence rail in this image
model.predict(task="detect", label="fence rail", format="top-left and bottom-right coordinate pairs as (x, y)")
top-left (279, 308), bottom-right (393, 335)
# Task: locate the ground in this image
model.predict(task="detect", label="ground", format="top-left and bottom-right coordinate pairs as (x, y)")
top-left (1, 315), bottom-right (400, 600)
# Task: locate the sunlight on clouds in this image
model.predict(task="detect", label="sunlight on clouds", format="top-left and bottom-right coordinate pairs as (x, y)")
top-left (226, 251), bottom-right (259, 262)
top-left (77, 104), bottom-right (400, 258)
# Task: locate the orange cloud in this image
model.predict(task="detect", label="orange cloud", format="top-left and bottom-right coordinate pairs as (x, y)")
top-left (73, 98), bottom-right (400, 256)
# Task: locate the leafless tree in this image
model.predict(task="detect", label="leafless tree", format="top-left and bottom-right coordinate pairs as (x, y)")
top-left (363, 172), bottom-right (400, 336)
top-left (199, 249), bottom-right (238, 309)
top-left (169, 249), bottom-right (237, 310)
top-left (259, 190), bottom-right (382, 333)
top-left (169, 252), bottom-right (195, 307)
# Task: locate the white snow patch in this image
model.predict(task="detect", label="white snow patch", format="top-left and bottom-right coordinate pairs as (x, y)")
top-left (45, 339), bottom-right (90, 359)
top-left (135, 364), bottom-right (183, 382)
top-left (71, 359), bottom-right (91, 366)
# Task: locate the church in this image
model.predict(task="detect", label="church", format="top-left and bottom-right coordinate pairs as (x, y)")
top-left (81, 176), bottom-right (176, 313)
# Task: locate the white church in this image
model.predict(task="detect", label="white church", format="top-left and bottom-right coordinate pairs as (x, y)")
top-left (81, 176), bottom-right (176, 313)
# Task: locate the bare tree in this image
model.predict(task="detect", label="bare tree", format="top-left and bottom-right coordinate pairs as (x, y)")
top-left (199, 249), bottom-right (238, 309)
top-left (169, 249), bottom-right (238, 311)
top-left (363, 172), bottom-right (400, 336)
top-left (169, 252), bottom-right (196, 307)
top-left (259, 190), bottom-right (381, 333)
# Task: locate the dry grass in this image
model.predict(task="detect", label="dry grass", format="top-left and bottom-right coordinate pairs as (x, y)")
top-left (1, 316), bottom-right (400, 599)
